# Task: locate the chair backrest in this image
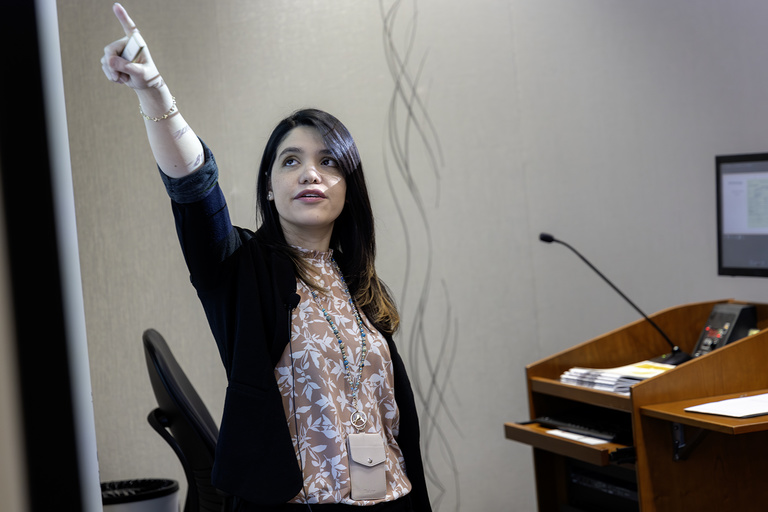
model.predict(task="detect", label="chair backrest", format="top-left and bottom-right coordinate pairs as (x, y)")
top-left (142, 328), bottom-right (223, 512)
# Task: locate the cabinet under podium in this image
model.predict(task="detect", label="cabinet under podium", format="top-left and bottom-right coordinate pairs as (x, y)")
top-left (505, 299), bottom-right (768, 512)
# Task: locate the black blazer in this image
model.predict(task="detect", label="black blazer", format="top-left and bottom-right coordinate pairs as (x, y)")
top-left (166, 145), bottom-right (431, 509)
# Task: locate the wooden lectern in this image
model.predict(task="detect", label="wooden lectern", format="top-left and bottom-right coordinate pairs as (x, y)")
top-left (505, 299), bottom-right (768, 512)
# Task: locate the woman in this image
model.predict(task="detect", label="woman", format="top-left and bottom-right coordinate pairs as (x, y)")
top-left (101, 4), bottom-right (431, 511)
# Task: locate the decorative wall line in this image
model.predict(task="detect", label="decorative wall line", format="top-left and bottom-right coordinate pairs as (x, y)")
top-left (380, 2), bottom-right (461, 510)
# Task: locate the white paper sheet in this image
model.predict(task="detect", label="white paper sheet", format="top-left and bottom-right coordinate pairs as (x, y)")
top-left (546, 429), bottom-right (609, 445)
top-left (684, 392), bottom-right (768, 418)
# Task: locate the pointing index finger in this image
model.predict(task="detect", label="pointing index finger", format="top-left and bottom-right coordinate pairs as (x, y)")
top-left (113, 3), bottom-right (138, 36)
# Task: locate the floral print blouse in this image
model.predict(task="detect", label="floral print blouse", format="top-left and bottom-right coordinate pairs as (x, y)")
top-left (274, 249), bottom-right (412, 505)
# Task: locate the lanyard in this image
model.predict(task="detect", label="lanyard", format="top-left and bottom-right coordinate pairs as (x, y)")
top-left (309, 258), bottom-right (369, 432)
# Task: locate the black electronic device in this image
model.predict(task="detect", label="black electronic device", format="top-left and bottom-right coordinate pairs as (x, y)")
top-left (567, 460), bottom-right (639, 512)
top-left (534, 405), bottom-right (633, 444)
top-left (717, 153), bottom-right (768, 278)
top-left (691, 303), bottom-right (757, 357)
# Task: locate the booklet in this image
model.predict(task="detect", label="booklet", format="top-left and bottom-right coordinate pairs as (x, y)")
top-left (560, 360), bottom-right (675, 394)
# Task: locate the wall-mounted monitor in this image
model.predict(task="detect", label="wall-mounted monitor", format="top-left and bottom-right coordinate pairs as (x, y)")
top-left (717, 152), bottom-right (768, 277)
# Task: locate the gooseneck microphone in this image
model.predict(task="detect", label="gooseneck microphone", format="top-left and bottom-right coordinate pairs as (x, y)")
top-left (539, 232), bottom-right (691, 365)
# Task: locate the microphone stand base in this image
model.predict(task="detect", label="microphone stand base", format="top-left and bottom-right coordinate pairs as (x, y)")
top-left (649, 350), bottom-right (692, 366)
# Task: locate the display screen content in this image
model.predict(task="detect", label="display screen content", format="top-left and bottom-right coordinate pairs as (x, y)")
top-left (717, 153), bottom-right (768, 277)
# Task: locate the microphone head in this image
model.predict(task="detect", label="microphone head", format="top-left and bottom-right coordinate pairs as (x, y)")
top-left (539, 233), bottom-right (555, 243)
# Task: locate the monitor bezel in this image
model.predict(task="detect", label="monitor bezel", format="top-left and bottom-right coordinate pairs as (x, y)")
top-left (716, 152), bottom-right (768, 278)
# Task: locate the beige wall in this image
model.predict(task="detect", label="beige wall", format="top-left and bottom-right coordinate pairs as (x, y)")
top-left (58, 1), bottom-right (768, 510)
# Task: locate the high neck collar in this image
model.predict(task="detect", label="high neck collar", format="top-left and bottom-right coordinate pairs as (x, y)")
top-left (293, 245), bottom-right (334, 261)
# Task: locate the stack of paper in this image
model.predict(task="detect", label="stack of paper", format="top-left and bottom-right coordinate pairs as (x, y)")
top-left (560, 360), bottom-right (675, 394)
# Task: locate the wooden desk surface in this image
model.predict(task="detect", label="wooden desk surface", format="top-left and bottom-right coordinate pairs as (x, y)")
top-left (639, 388), bottom-right (768, 435)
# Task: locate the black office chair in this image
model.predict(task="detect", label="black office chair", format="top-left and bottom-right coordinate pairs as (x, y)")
top-left (142, 328), bottom-right (225, 512)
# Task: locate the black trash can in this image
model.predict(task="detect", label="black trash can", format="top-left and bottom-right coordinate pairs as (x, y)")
top-left (101, 479), bottom-right (179, 512)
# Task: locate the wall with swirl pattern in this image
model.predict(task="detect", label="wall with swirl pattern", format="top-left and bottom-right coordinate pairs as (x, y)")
top-left (56, 1), bottom-right (768, 510)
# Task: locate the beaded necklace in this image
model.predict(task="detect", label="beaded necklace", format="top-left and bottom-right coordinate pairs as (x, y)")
top-left (309, 258), bottom-right (369, 432)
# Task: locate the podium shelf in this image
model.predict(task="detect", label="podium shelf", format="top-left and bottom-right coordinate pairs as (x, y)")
top-left (504, 421), bottom-right (631, 466)
top-left (530, 376), bottom-right (633, 412)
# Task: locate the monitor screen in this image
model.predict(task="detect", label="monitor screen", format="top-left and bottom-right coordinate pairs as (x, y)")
top-left (717, 153), bottom-right (768, 277)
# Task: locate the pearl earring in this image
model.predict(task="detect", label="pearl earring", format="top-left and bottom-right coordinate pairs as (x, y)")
top-left (267, 191), bottom-right (274, 201)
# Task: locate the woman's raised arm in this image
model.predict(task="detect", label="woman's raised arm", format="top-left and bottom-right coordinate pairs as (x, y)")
top-left (101, 3), bottom-right (204, 178)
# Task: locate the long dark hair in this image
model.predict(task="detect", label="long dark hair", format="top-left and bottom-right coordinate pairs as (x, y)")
top-left (255, 109), bottom-right (399, 335)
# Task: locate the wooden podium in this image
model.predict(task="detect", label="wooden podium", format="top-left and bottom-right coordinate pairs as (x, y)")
top-left (505, 299), bottom-right (768, 512)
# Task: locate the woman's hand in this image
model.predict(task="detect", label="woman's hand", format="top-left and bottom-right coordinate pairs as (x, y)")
top-left (101, 3), bottom-right (163, 90)
top-left (101, 3), bottom-right (203, 176)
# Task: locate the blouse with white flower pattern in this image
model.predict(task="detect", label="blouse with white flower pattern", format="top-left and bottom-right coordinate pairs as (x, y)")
top-left (274, 248), bottom-right (412, 505)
